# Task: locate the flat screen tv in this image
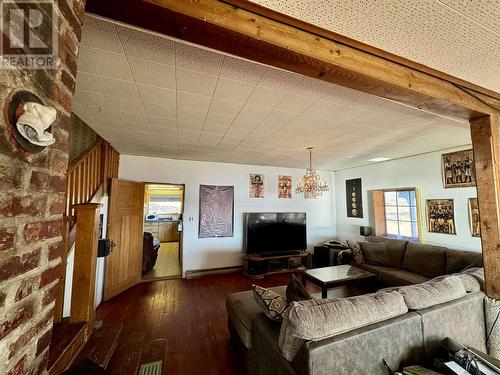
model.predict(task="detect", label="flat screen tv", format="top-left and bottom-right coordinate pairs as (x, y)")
top-left (244, 212), bottom-right (306, 256)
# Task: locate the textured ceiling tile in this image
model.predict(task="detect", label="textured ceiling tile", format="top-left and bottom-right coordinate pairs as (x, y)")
top-left (82, 16), bottom-right (122, 53)
top-left (75, 71), bottom-right (100, 93)
top-left (213, 78), bottom-right (255, 102)
top-left (78, 45), bottom-right (133, 81)
top-left (116, 24), bottom-right (175, 65)
top-left (177, 108), bottom-right (207, 123)
top-left (238, 104), bottom-right (272, 121)
top-left (177, 92), bottom-right (212, 112)
top-left (276, 95), bottom-right (316, 114)
top-left (105, 95), bottom-right (145, 113)
top-left (148, 115), bottom-right (177, 128)
top-left (209, 98), bottom-right (244, 116)
top-left (176, 69), bottom-right (218, 96)
top-left (93, 75), bottom-right (140, 99)
top-left (143, 102), bottom-right (177, 118)
top-left (219, 57), bottom-right (267, 84)
top-left (246, 87), bottom-right (287, 108)
top-left (138, 84), bottom-right (177, 107)
top-left (129, 58), bottom-right (176, 89)
top-left (175, 43), bottom-right (224, 76)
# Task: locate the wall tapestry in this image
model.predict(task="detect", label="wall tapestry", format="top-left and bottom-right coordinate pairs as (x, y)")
top-left (278, 175), bottom-right (292, 199)
top-left (469, 197), bottom-right (481, 237)
top-left (249, 173), bottom-right (265, 198)
top-left (199, 185), bottom-right (234, 238)
top-left (442, 149), bottom-right (475, 188)
top-left (426, 199), bottom-right (456, 235)
top-left (346, 178), bottom-right (363, 218)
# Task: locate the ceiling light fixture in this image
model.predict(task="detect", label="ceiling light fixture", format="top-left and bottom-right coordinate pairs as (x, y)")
top-left (296, 147), bottom-right (329, 199)
top-left (368, 157), bottom-right (391, 162)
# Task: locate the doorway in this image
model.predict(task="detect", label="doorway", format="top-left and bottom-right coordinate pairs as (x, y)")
top-left (142, 183), bottom-right (184, 281)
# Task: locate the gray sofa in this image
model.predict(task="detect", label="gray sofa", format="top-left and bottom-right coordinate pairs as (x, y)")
top-left (226, 240), bottom-right (486, 375)
top-left (343, 236), bottom-right (483, 287)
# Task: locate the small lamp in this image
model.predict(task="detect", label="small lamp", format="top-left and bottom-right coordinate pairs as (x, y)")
top-left (360, 226), bottom-right (372, 236)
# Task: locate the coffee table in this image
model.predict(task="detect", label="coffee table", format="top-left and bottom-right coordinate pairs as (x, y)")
top-left (301, 265), bottom-right (377, 298)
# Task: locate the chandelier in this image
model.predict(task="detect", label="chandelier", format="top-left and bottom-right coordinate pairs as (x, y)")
top-left (295, 147), bottom-right (329, 199)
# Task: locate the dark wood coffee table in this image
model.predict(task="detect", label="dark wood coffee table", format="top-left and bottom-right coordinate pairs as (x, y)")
top-left (301, 265), bottom-right (377, 298)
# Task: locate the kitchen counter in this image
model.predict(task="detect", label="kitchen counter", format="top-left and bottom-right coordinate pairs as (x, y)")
top-left (144, 221), bottom-right (180, 242)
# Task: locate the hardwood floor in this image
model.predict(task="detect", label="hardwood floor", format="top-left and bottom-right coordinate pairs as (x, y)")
top-left (97, 272), bottom-right (292, 375)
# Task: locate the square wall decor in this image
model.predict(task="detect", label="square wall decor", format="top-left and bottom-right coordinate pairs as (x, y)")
top-left (426, 199), bottom-right (456, 235)
top-left (249, 173), bottom-right (265, 198)
top-left (442, 149), bottom-right (475, 188)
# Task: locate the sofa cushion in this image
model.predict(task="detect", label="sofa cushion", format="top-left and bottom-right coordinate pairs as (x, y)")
top-left (279, 291), bottom-right (408, 360)
top-left (398, 275), bottom-right (466, 310)
top-left (403, 243), bottom-right (447, 278)
top-left (377, 268), bottom-right (429, 287)
top-left (446, 249), bottom-right (483, 274)
top-left (286, 274), bottom-right (312, 303)
top-left (360, 242), bottom-right (393, 267)
top-left (226, 286), bottom-right (286, 349)
top-left (430, 272), bottom-right (481, 293)
top-left (366, 235), bottom-right (386, 243)
top-left (463, 267), bottom-right (485, 291)
top-left (384, 238), bottom-right (409, 268)
top-left (346, 240), bottom-right (364, 266)
top-left (253, 285), bottom-right (289, 322)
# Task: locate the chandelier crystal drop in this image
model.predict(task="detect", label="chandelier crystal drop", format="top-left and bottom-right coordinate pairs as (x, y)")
top-left (295, 147), bottom-right (329, 199)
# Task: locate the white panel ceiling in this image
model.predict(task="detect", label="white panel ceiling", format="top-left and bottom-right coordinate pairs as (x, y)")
top-left (72, 15), bottom-right (472, 170)
top-left (247, 0), bottom-right (500, 93)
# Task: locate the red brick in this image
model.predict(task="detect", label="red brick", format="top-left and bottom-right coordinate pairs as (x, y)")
top-left (59, 113), bottom-right (71, 132)
top-left (52, 152), bottom-right (69, 174)
top-left (61, 69), bottom-right (76, 93)
top-left (57, 0), bottom-right (82, 40)
top-left (40, 264), bottom-right (61, 288)
top-left (0, 303), bottom-right (34, 340)
top-left (48, 241), bottom-right (63, 261)
top-left (35, 352), bottom-right (49, 375)
top-left (15, 276), bottom-right (40, 302)
top-left (53, 128), bottom-right (70, 153)
top-left (30, 171), bottom-right (67, 193)
top-left (0, 292), bottom-right (5, 307)
top-left (72, 0), bottom-right (85, 24)
top-left (0, 196), bottom-right (46, 217)
top-left (6, 355), bottom-right (27, 375)
top-left (25, 220), bottom-right (63, 243)
top-left (0, 229), bottom-right (15, 252)
top-left (42, 284), bottom-right (58, 307)
top-left (0, 249), bottom-right (40, 282)
top-left (50, 199), bottom-right (65, 215)
top-left (36, 328), bottom-right (53, 356)
top-left (0, 161), bottom-right (26, 189)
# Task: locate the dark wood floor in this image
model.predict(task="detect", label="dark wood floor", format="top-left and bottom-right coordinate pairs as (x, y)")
top-left (96, 272), bottom-right (293, 375)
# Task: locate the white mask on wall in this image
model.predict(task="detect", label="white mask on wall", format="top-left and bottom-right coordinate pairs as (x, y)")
top-left (16, 101), bottom-right (57, 147)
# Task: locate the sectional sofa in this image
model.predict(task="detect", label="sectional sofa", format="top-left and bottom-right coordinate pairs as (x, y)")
top-left (226, 238), bottom-right (486, 375)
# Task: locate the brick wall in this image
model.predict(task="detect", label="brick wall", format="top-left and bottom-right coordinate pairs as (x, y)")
top-left (0, 1), bottom-right (84, 374)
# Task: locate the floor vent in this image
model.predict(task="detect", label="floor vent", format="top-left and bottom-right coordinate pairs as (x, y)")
top-left (138, 360), bottom-right (162, 375)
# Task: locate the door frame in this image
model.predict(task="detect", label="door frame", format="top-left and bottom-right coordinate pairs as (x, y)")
top-left (143, 181), bottom-right (186, 279)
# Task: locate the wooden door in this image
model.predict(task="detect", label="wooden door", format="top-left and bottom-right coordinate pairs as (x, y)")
top-left (104, 178), bottom-right (145, 301)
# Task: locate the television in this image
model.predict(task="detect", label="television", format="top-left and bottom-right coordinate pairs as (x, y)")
top-left (244, 212), bottom-right (307, 256)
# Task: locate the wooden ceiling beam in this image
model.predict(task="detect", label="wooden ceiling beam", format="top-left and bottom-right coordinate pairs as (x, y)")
top-left (85, 0), bottom-right (500, 120)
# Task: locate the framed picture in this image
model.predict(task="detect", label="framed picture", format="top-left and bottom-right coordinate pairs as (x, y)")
top-left (442, 149), bottom-right (475, 188)
top-left (199, 185), bottom-right (234, 238)
top-left (346, 178), bottom-right (363, 218)
top-left (469, 197), bottom-right (481, 237)
top-left (426, 199), bottom-right (456, 235)
top-left (249, 173), bottom-right (265, 198)
top-left (278, 175), bottom-right (292, 198)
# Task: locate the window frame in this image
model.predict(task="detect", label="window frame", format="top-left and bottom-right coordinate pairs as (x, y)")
top-left (373, 187), bottom-right (422, 242)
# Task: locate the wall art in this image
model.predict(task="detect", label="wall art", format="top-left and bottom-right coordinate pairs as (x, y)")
top-left (199, 185), bottom-right (234, 238)
top-left (442, 149), bottom-right (475, 188)
top-left (249, 173), bottom-right (265, 198)
top-left (469, 197), bottom-right (481, 237)
top-left (278, 175), bottom-right (292, 199)
top-left (346, 178), bottom-right (363, 218)
top-left (426, 199), bottom-right (456, 235)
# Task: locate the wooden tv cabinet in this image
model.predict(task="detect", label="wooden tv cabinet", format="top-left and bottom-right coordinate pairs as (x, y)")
top-left (242, 251), bottom-right (308, 279)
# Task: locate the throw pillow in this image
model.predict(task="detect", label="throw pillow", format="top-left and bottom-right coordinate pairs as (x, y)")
top-left (485, 297), bottom-right (500, 359)
top-left (360, 241), bottom-right (392, 267)
top-left (253, 285), bottom-right (289, 322)
top-left (398, 275), bottom-right (466, 310)
top-left (286, 274), bottom-right (312, 303)
top-left (346, 240), bottom-right (364, 265)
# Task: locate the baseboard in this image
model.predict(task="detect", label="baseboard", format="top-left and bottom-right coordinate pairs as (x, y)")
top-left (185, 266), bottom-right (242, 278)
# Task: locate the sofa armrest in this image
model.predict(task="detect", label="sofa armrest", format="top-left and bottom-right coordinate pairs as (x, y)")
top-left (337, 249), bottom-right (353, 265)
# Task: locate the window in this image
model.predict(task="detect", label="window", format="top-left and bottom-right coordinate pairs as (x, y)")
top-left (147, 195), bottom-right (182, 214)
top-left (383, 189), bottom-right (419, 240)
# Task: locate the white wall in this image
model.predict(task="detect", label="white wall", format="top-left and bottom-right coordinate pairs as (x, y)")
top-left (335, 147), bottom-right (481, 251)
top-left (119, 155), bottom-right (337, 275)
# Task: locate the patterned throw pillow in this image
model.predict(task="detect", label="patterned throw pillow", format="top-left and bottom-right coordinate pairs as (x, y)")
top-left (253, 285), bottom-right (289, 322)
top-left (346, 240), bottom-right (364, 265)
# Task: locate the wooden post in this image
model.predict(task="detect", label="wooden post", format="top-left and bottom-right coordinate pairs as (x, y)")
top-left (70, 203), bottom-right (101, 324)
top-left (470, 114), bottom-right (500, 299)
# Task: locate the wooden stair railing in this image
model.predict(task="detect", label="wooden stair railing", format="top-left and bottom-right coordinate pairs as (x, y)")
top-left (49, 138), bottom-right (120, 374)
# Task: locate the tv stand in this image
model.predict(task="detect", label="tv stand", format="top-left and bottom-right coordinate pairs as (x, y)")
top-left (242, 251), bottom-right (308, 279)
